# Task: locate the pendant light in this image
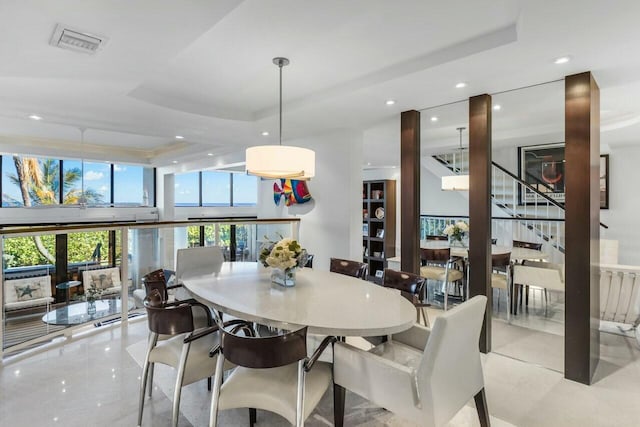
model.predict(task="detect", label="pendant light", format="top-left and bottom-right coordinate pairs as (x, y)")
top-left (441, 126), bottom-right (469, 191)
top-left (245, 57), bottom-right (315, 180)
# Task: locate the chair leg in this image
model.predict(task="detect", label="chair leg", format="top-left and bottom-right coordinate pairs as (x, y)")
top-left (138, 360), bottom-right (150, 426)
top-left (172, 342), bottom-right (191, 427)
top-left (444, 283), bottom-right (449, 311)
top-left (147, 363), bottom-right (155, 397)
top-left (474, 388), bottom-right (491, 427)
top-left (207, 377), bottom-right (212, 392)
top-left (296, 360), bottom-right (306, 427)
top-left (333, 383), bottom-right (346, 427)
top-left (249, 408), bottom-right (257, 427)
top-left (418, 307), bottom-right (429, 327)
top-left (209, 355), bottom-right (225, 427)
top-left (138, 333), bottom-right (158, 426)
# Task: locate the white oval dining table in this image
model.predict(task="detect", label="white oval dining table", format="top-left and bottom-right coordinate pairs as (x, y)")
top-left (182, 262), bottom-right (417, 337)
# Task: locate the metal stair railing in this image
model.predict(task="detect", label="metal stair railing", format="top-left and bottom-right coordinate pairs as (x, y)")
top-left (432, 153), bottom-right (608, 255)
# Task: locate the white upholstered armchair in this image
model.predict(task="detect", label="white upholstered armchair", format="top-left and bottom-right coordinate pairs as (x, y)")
top-left (333, 295), bottom-right (489, 427)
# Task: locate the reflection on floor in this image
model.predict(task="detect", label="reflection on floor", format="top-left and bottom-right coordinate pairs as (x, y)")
top-left (0, 319), bottom-right (511, 427)
top-left (1, 316), bottom-right (639, 426)
top-left (490, 288), bottom-right (565, 371)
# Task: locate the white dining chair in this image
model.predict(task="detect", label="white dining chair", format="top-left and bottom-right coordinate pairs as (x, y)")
top-left (512, 260), bottom-right (564, 314)
top-left (176, 246), bottom-right (224, 281)
top-left (138, 290), bottom-right (237, 427)
top-left (209, 325), bottom-right (334, 427)
top-left (333, 296), bottom-right (489, 427)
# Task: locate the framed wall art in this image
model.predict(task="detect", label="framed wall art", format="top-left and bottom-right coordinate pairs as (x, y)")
top-left (600, 154), bottom-right (609, 209)
top-left (518, 142), bottom-right (565, 205)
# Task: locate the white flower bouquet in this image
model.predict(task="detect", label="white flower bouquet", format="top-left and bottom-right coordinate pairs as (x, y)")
top-left (259, 237), bottom-right (308, 271)
top-left (259, 236), bottom-right (308, 287)
top-left (442, 221), bottom-right (469, 244)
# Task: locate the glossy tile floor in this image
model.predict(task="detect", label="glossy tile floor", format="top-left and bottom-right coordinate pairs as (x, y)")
top-left (1, 314), bottom-right (639, 427)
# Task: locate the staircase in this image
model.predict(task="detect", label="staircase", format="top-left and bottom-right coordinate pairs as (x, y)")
top-left (432, 151), bottom-right (566, 256)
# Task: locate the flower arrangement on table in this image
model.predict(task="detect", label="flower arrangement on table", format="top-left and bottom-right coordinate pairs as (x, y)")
top-left (443, 221), bottom-right (469, 246)
top-left (85, 284), bottom-right (103, 303)
top-left (259, 236), bottom-right (308, 287)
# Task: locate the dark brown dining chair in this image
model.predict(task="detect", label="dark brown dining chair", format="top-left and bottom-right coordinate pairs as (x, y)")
top-left (142, 268), bottom-right (213, 329)
top-left (512, 240), bottom-right (543, 250)
top-left (491, 252), bottom-right (512, 320)
top-left (209, 325), bottom-right (334, 427)
top-left (426, 235), bottom-right (448, 241)
top-left (138, 290), bottom-right (236, 427)
top-left (419, 248), bottom-right (464, 311)
top-left (141, 269), bottom-right (177, 302)
top-left (383, 269), bottom-right (430, 326)
top-left (330, 258), bottom-right (368, 280)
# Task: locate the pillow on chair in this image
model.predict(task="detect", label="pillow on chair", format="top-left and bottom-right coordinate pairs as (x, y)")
top-left (90, 272), bottom-right (114, 290)
top-left (14, 281), bottom-right (46, 301)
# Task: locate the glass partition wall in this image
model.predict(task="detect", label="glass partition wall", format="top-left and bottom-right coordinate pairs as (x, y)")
top-left (419, 99), bottom-right (470, 305)
top-left (490, 80), bottom-right (565, 372)
top-left (0, 218), bottom-right (299, 357)
top-left (419, 85), bottom-right (567, 372)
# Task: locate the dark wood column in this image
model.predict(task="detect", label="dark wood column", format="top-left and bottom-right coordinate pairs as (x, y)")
top-left (565, 72), bottom-right (600, 384)
top-left (468, 94), bottom-right (492, 353)
top-left (55, 234), bottom-right (68, 301)
top-left (400, 110), bottom-right (421, 274)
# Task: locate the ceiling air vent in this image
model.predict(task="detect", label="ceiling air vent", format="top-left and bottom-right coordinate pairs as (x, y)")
top-left (49, 24), bottom-right (108, 54)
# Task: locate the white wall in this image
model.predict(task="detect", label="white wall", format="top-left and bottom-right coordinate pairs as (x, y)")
top-left (420, 165), bottom-right (469, 216)
top-left (600, 144), bottom-right (640, 265)
top-left (257, 130), bottom-right (363, 271)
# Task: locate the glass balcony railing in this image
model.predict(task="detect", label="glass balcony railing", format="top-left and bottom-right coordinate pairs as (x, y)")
top-left (0, 218), bottom-right (299, 356)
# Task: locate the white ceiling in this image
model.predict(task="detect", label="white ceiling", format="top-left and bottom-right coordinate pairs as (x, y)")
top-left (0, 0), bottom-right (639, 167)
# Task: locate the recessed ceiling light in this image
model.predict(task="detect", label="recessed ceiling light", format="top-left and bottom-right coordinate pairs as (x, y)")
top-left (172, 160), bottom-right (178, 164)
top-left (207, 153), bottom-right (213, 156)
top-left (455, 82), bottom-right (467, 89)
top-left (367, 162), bottom-right (371, 166)
top-left (554, 56), bottom-right (570, 64)
top-left (261, 131), bottom-right (269, 136)
top-left (175, 135), bottom-right (184, 139)
top-left (430, 116), bottom-right (438, 122)
top-left (385, 99), bottom-right (396, 106)
top-left (28, 114), bottom-right (42, 120)
top-left (493, 104), bottom-right (502, 111)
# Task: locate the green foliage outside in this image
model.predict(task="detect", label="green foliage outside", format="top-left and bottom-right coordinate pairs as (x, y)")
top-left (67, 231), bottom-right (110, 264)
top-left (3, 231), bottom-right (111, 269)
top-left (3, 236), bottom-right (55, 268)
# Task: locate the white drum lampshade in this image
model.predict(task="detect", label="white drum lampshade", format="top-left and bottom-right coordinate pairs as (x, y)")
top-left (246, 145), bottom-right (315, 180)
top-left (441, 175), bottom-right (469, 191)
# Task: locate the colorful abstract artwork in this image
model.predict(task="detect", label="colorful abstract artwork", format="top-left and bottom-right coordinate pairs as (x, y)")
top-left (273, 179), bottom-right (312, 206)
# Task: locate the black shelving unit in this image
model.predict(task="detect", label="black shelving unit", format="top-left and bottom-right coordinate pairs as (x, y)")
top-left (362, 179), bottom-right (396, 284)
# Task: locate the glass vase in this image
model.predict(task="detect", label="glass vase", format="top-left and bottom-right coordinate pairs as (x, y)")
top-left (270, 267), bottom-right (297, 287)
top-left (87, 300), bottom-right (97, 316)
top-left (449, 234), bottom-right (468, 248)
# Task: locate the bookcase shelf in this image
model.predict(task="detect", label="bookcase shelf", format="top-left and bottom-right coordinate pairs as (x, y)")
top-left (362, 179), bottom-right (396, 283)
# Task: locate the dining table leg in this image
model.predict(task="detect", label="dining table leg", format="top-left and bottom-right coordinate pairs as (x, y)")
top-left (334, 336), bottom-right (346, 427)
